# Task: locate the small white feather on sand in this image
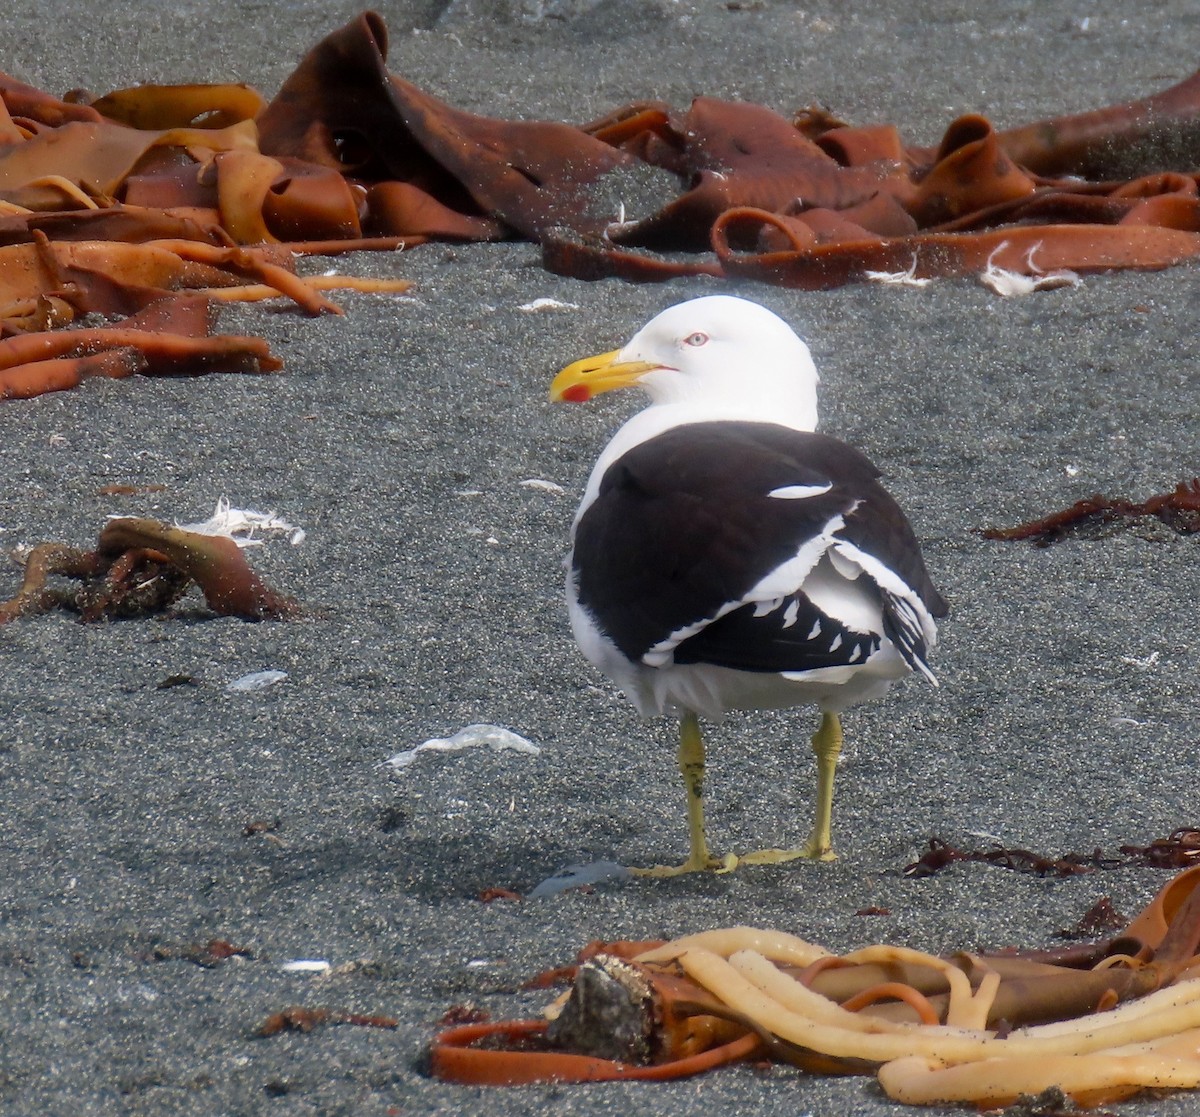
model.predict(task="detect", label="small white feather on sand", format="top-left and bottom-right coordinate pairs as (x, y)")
top-left (383, 724), bottom-right (541, 771)
top-left (226, 670), bottom-right (288, 693)
top-left (517, 298), bottom-right (579, 312)
top-left (177, 498), bottom-right (305, 547)
top-left (519, 478), bottom-right (566, 494)
top-left (979, 242), bottom-right (1080, 297)
top-left (279, 959), bottom-right (331, 974)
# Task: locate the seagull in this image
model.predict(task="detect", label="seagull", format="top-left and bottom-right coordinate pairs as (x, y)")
top-left (549, 294), bottom-right (948, 876)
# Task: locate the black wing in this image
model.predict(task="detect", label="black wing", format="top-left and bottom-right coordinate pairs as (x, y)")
top-left (573, 420), bottom-right (944, 672)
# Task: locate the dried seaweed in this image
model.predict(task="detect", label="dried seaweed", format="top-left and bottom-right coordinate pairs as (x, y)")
top-left (146, 939), bottom-right (254, 967)
top-left (983, 480), bottom-right (1200, 545)
top-left (429, 864), bottom-right (1200, 1107)
top-left (905, 838), bottom-right (1109, 878)
top-left (1055, 898), bottom-right (1129, 941)
top-left (1122, 828), bottom-right (1200, 869)
top-left (904, 829), bottom-right (1200, 878)
top-left (2, 8), bottom-right (1200, 404)
top-left (0, 514), bottom-right (297, 624)
top-left (254, 1006), bottom-right (399, 1037)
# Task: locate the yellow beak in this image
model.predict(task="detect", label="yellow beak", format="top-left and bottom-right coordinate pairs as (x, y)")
top-left (549, 349), bottom-right (660, 403)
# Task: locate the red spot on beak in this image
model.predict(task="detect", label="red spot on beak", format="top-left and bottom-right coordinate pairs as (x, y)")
top-left (561, 384), bottom-right (591, 403)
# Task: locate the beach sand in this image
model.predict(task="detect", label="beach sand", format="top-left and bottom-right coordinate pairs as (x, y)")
top-left (4, 2), bottom-right (1200, 1113)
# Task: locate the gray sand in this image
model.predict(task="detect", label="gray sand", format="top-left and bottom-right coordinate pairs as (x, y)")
top-left (4, 2), bottom-right (1200, 1114)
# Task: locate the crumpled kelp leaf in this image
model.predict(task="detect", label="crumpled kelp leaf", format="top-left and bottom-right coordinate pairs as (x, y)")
top-left (0, 49), bottom-right (412, 400)
top-left (0, 230), bottom-right (412, 398)
top-left (8, 10), bottom-right (1200, 286)
top-left (429, 863), bottom-right (1200, 1109)
top-left (4, 11), bottom-right (1200, 394)
top-left (251, 12), bottom-right (1200, 287)
top-left (256, 11), bottom-right (627, 242)
top-left (0, 515), bottom-right (298, 623)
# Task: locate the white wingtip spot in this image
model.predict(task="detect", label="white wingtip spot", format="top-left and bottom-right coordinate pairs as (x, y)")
top-left (768, 483), bottom-right (833, 500)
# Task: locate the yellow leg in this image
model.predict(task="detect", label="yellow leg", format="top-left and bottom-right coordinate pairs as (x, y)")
top-left (740, 711), bottom-right (841, 865)
top-left (632, 712), bottom-right (738, 877)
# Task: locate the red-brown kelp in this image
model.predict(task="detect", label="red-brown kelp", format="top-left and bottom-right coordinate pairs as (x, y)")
top-left (8, 11), bottom-right (1200, 279)
top-left (252, 12), bottom-right (1200, 288)
top-left (429, 864), bottom-right (1200, 1107)
top-left (983, 479), bottom-right (1200, 544)
top-left (6, 11), bottom-right (1200, 398)
top-left (0, 58), bottom-right (411, 399)
top-left (0, 515), bottom-right (297, 623)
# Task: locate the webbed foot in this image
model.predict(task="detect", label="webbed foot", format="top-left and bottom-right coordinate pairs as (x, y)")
top-left (632, 850), bottom-right (739, 877)
top-left (739, 840), bottom-right (836, 865)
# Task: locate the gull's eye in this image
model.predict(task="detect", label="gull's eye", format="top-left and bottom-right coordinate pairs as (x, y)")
top-left (683, 331), bottom-right (709, 347)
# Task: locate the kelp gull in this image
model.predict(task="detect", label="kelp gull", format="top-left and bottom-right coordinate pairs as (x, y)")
top-left (550, 295), bottom-right (948, 876)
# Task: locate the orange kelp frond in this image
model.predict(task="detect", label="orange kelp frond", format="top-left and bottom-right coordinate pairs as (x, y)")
top-left (0, 513), bottom-right (299, 624)
top-left (8, 16), bottom-right (1200, 290)
top-left (431, 864), bottom-right (1200, 1108)
top-left (4, 15), bottom-right (1200, 397)
top-left (99, 518), bottom-right (299, 620)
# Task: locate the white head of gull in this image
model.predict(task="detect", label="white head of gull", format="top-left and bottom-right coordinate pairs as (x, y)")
top-left (551, 294), bottom-right (948, 877)
top-left (596, 294), bottom-right (818, 422)
top-left (553, 295), bottom-right (821, 515)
